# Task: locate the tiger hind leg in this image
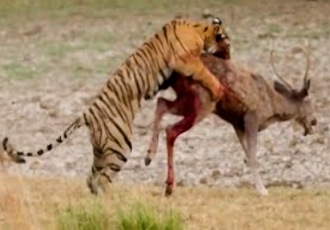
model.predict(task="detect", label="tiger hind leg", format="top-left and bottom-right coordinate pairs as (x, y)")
top-left (87, 145), bottom-right (127, 195)
top-left (86, 166), bottom-right (109, 196)
top-left (86, 147), bottom-right (111, 195)
top-left (87, 163), bottom-right (118, 196)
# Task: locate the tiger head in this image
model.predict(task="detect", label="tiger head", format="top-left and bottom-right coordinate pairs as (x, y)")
top-left (203, 17), bottom-right (230, 60)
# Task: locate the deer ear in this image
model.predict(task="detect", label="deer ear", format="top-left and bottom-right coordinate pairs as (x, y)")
top-left (274, 80), bottom-right (292, 98)
top-left (296, 79), bottom-right (310, 99)
top-left (304, 79), bottom-right (311, 93)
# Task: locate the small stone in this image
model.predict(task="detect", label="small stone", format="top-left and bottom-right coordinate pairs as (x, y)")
top-left (176, 180), bottom-right (185, 187)
top-left (48, 109), bottom-right (58, 118)
top-left (39, 96), bottom-right (58, 110)
top-left (199, 177), bottom-right (208, 185)
top-left (315, 136), bottom-right (325, 145)
top-left (65, 162), bottom-right (76, 170)
top-left (211, 169), bottom-right (221, 180)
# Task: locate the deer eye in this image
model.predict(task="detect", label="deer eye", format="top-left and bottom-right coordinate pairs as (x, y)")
top-left (215, 34), bottom-right (222, 42)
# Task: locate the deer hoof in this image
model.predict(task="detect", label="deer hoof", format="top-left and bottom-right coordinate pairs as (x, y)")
top-left (257, 187), bottom-right (269, 196)
top-left (144, 157), bottom-right (152, 166)
top-left (165, 186), bottom-right (173, 197)
top-left (244, 158), bottom-right (261, 168)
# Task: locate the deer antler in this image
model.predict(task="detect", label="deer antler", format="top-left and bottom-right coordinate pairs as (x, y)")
top-left (270, 49), bottom-right (293, 90)
top-left (291, 43), bottom-right (311, 89)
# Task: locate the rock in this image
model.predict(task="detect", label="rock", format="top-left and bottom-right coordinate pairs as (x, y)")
top-left (211, 169), bottom-right (221, 180)
top-left (199, 177), bottom-right (208, 185)
top-left (39, 96), bottom-right (59, 110)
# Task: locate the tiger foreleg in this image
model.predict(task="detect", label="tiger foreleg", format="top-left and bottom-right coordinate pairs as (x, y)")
top-left (169, 52), bottom-right (224, 102)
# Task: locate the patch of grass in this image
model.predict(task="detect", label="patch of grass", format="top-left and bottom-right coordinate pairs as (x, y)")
top-left (115, 202), bottom-right (184, 230)
top-left (258, 23), bottom-right (283, 39)
top-left (3, 62), bottom-right (36, 80)
top-left (1, 174), bottom-right (330, 230)
top-left (0, 0), bottom-right (76, 24)
top-left (55, 200), bottom-right (109, 230)
top-left (0, 0), bottom-right (182, 25)
top-left (0, 0), bottom-right (245, 26)
top-left (41, 43), bottom-right (76, 58)
top-left (268, 23), bottom-right (283, 34)
top-left (54, 192), bottom-right (185, 230)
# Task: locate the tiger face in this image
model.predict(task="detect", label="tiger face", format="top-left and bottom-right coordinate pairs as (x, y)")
top-left (203, 17), bottom-right (230, 59)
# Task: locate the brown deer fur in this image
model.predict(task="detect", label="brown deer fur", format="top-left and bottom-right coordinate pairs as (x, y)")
top-left (146, 48), bottom-right (317, 196)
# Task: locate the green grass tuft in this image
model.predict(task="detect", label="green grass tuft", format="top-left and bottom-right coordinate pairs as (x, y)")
top-left (3, 62), bottom-right (36, 80)
top-left (115, 202), bottom-right (185, 230)
top-left (55, 200), bottom-right (109, 230)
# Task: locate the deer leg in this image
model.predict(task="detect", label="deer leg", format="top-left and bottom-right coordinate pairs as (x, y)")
top-left (145, 97), bottom-right (188, 166)
top-left (146, 98), bottom-right (174, 166)
top-left (234, 126), bottom-right (248, 152)
top-left (165, 110), bottom-right (199, 196)
top-left (241, 113), bottom-right (268, 196)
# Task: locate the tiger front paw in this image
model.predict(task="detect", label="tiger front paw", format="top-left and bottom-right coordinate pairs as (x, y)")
top-left (210, 83), bottom-right (225, 101)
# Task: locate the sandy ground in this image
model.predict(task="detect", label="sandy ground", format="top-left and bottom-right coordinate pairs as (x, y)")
top-left (0, 0), bottom-right (329, 192)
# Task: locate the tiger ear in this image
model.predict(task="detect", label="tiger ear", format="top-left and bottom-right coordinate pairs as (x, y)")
top-left (212, 17), bottom-right (222, 25)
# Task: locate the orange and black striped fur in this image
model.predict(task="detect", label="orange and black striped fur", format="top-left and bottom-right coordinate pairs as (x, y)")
top-left (2, 17), bottom-right (229, 195)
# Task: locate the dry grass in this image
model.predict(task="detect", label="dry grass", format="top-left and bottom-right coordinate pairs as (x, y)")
top-left (1, 171), bottom-right (330, 230)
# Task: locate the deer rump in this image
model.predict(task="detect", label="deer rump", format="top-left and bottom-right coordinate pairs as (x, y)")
top-left (146, 50), bottom-right (316, 196)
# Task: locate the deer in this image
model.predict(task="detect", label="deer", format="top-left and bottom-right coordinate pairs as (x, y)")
top-left (144, 46), bottom-right (317, 196)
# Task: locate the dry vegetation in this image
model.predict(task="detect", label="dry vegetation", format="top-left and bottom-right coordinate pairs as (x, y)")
top-left (1, 172), bottom-right (330, 230)
top-left (1, 0), bottom-right (330, 229)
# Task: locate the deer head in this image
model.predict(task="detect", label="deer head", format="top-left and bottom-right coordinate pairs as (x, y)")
top-left (270, 46), bottom-right (317, 136)
top-left (213, 35), bottom-right (230, 60)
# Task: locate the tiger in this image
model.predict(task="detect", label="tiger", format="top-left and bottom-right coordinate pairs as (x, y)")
top-left (2, 17), bottom-right (229, 195)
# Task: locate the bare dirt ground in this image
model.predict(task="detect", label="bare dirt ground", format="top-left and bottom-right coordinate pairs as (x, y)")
top-left (0, 0), bottom-right (329, 193)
